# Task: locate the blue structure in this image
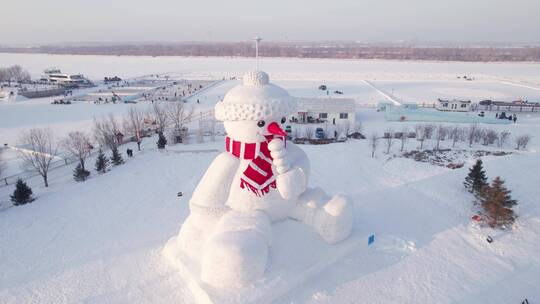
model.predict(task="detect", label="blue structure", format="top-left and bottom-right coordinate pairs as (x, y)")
top-left (368, 234), bottom-right (375, 246)
top-left (385, 107), bottom-right (511, 124)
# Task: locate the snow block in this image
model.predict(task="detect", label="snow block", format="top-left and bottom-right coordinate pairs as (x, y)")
top-left (163, 220), bottom-right (361, 304)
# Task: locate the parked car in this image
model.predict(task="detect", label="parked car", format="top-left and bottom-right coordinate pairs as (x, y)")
top-left (315, 127), bottom-right (325, 139)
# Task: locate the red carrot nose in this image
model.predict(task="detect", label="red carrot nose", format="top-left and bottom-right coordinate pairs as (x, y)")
top-left (267, 122), bottom-right (287, 136)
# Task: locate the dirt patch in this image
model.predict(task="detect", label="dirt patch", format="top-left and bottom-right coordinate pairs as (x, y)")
top-left (401, 149), bottom-right (512, 169)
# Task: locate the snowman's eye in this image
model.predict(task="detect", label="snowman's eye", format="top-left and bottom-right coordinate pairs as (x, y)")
top-left (281, 117), bottom-right (286, 124)
top-left (257, 120), bottom-right (265, 127)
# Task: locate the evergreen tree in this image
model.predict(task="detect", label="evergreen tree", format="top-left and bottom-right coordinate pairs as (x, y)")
top-left (95, 149), bottom-right (109, 174)
top-left (464, 159), bottom-right (488, 197)
top-left (157, 131), bottom-right (167, 149)
top-left (111, 147), bottom-right (124, 166)
top-left (480, 177), bottom-right (517, 229)
top-left (10, 179), bottom-right (34, 206)
top-left (73, 163), bottom-right (90, 182)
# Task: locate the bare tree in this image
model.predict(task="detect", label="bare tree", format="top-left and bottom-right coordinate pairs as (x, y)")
top-left (19, 128), bottom-right (58, 187)
top-left (383, 129), bottom-right (394, 154)
top-left (0, 68), bottom-right (8, 84)
top-left (0, 148), bottom-right (7, 179)
top-left (209, 119), bottom-right (216, 142)
top-left (61, 131), bottom-right (92, 171)
top-left (398, 127), bottom-right (408, 152)
top-left (150, 102), bottom-right (169, 133)
top-left (370, 133), bottom-right (379, 158)
top-left (123, 106), bottom-right (145, 150)
top-left (0, 65), bottom-right (31, 85)
top-left (9, 65), bottom-right (31, 84)
top-left (498, 131), bottom-right (511, 150)
top-left (341, 121), bottom-right (351, 137)
top-left (167, 102), bottom-right (193, 133)
top-left (424, 124), bottom-right (435, 140)
top-left (435, 125), bottom-right (447, 151)
top-left (483, 129), bottom-right (498, 146)
top-left (292, 127), bottom-right (300, 139)
top-left (415, 124), bottom-right (427, 150)
top-left (94, 114), bottom-right (121, 150)
top-left (515, 135), bottom-right (531, 150)
top-left (305, 127), bottom-right (314, 140)
top-left (474, 127), bottom-right (485, 144)
top-left (353, 122), bottom-right (363, 134)
top-left (449, 125), bottom-right (463, 148)
top-left (467, 124), bottom-right (478, 147)
top-left (335, 124), bottom-right (344, 139)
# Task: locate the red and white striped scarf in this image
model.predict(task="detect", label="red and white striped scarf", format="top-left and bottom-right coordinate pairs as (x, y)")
top-left (225, 135), bottom-right (277, 197)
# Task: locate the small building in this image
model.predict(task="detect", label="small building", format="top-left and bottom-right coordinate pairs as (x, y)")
top-left (291, 97), bottom-right (356, 125)
top-left (377, 101), bottom-right (394, 112)
top-left (402, 102), bottom-right (418, 110)
top-left (436, 98), bottom-right (471, 112)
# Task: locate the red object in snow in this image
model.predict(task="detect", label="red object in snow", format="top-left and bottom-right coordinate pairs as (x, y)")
top-left (472, 215), bottom-right (481, 221)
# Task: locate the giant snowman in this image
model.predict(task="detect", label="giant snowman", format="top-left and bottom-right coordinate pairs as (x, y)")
top-left (167, 71), bottom-right (353, 289)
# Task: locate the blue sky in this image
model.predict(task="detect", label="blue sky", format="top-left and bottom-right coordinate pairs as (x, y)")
top-left (2, 0), bottom-right (539, 44)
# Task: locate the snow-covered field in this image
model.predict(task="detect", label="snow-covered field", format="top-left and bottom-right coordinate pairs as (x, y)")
top-left (1, 53), bottom-right (540, 303)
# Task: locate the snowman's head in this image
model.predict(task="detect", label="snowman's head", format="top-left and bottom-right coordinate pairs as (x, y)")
top-left (215, 71), bottom-right (295, 142)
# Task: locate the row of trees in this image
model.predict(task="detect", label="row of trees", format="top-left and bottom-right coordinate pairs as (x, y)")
top-left (292, 122), bottom-right (361, 140)
top-left (148, 102), bottom-right (193, 141)
top-left (0, 65), bottom-right (31, 85)
top-left (464, 160), bottom-right (517, 229)
top-left (4, 101), bottom-right (194, 195)
top-left (5, 43), bottom-right (540, 62)
top-left (368, 123), bottom-right (532, 158)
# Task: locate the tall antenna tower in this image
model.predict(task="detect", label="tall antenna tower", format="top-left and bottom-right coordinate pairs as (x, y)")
top-left (253, 36), bottom-right (262, 71)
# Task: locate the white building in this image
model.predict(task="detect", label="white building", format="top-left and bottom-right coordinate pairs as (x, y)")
top-left (436, 98), bottom-right (471, 112)
top-left (291, 97), bottom-right (356, 125)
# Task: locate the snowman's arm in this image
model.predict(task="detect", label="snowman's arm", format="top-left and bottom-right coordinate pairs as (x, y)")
top-left (285, 142), bottom-right (310, 177)
top-left (270, 141), bottom-right (311, 200)
top-left (189, 152), bottom-right (239, 218)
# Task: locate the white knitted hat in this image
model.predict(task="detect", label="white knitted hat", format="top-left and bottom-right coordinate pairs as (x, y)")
top-left (215, 71), bottom-right (296, 122)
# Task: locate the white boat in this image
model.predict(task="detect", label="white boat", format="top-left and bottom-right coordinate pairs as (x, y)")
top-left (40, 68), bottom-right (92, 87)
top-left (0, 90), bottom-right (7, 100)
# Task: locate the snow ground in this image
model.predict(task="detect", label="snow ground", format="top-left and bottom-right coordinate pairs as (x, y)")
top-left (1, 54), bottom-right (540, 303)
top-left (1, 110), bottom-right (539, 303)
top-left (374, 80), bottom-right (540, 104)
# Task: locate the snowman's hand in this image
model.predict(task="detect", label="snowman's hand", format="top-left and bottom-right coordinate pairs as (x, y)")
top-left (269, 138), bottom-right (307, 199)
top-left (268, 138), bottom-right (290, 174)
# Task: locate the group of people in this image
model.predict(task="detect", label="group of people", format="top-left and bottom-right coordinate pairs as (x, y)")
top-left (495, 112), bottom-right (518, 123)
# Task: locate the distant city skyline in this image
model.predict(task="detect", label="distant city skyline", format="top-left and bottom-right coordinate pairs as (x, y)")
top-left (2, 0), bottom-right (540, 45)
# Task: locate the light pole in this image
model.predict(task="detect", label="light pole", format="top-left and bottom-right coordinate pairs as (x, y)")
top-left (253, 36), bottom-right (262, 71)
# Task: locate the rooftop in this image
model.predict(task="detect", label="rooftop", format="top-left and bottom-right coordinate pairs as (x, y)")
top-left (295, 97), bottom-right (356, 113)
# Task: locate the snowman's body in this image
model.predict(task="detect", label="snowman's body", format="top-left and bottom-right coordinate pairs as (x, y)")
top-left (175, 71), bottom-right (352, 288)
